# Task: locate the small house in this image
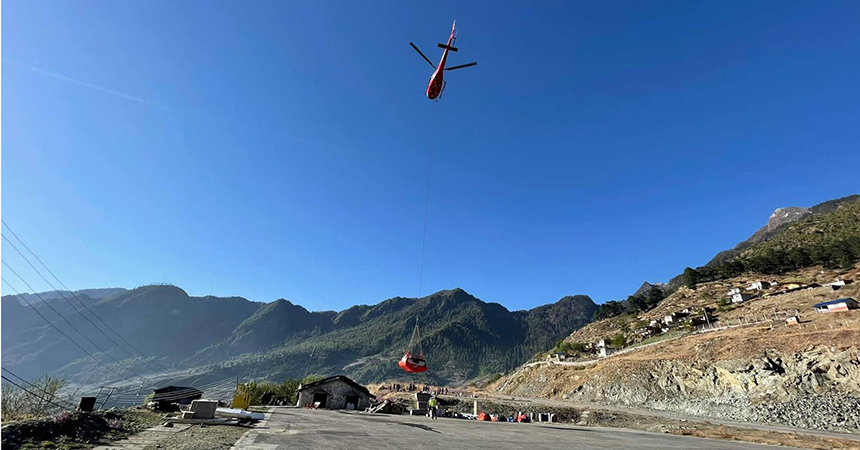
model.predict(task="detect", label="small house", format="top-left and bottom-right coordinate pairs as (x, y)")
top-left (813, 298), bottom-right (859, 314)
top-left (730, 292), bottom-right (753, 304)
top-left (827, 279), bottom-right (853, 290)
top-left (150, 385), bottom-right (203, 408)
top-left (296, 375), bottom-right (374, 410)
top-left (598, 346), bottom-right (615, 358)
top-left (688, 315), bottom-right (710, 326)
top-left (663, 312), bottom-right (687, 326)
top-left (785, 316), bottom-right (799, 326)
top-left (727, 288), bottom-right (741, 296)
top-left (746, 281), bottom-right (770, 291)
top-left (636, 326), bottom-right (656, 339)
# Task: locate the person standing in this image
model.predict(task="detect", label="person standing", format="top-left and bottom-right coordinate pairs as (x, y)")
top-left (428, 396), bottom-right (438, 420)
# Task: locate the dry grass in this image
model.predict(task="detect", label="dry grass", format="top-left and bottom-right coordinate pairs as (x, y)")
top-left (564, 263), bottom-right (860, 349)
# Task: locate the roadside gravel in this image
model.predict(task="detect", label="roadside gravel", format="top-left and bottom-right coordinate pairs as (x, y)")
top-left (140, 423), bottom-right (251, 450)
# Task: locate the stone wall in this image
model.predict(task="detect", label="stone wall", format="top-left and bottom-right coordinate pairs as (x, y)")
top-left (297, 379), bottom-right (373, 410)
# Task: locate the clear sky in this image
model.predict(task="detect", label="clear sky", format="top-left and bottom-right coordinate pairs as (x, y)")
top-left (3, 1), bottom-right (859, 311)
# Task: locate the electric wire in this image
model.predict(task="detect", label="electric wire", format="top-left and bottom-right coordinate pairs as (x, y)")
top-left (105, 378), bottom-right (236, 405)
top-left (1, 367), bottom-right (76, 409)
top-left (2, 233), bottom-right (158, 373)
top-left (105, 377), bottom-right (236, 399)
top-left (107, 378), bottom-right (236, 401)
top-left (1, 270), bottom-right (141, 384)
top-left (3, 235), bottom-right (156, 381)
top-left (2, 220), bottom-right (172, 373)
top-left (1, 375), bottom-right (71, 410)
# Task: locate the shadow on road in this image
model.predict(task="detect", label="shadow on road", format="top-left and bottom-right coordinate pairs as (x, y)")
top-left (536, 425), bottom-right (596, 432)
top-left (396, 422), bottom-right (440, 434)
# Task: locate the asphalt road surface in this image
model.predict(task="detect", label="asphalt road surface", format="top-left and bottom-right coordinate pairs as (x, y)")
top-left (230, 407), bottom-right (794, 450)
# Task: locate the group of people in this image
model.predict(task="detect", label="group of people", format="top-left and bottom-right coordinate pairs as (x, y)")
top-left (379, 383), bottom-right (462, 397)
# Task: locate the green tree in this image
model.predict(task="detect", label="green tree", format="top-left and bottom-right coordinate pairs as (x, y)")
top-left (681, 267), bottom-right (700, 289)
top-left (615, 317), bottom-right (631, 334)
top-left (645, 288), bottom-right (664, 308)
top-left (593, 301), bottom-right (626, 320)
top-left (627, 295), bottom-right (647, 312)
top-left (611, 333), bottom-right (627, 348)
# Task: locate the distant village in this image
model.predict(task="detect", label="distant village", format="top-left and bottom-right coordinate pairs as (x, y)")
top-left (550, 277), bottom-right (857, 361)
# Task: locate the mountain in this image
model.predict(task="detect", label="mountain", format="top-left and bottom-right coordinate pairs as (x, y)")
top-left (1, 285), bottom-right (262, 384)
top-left (198, 289), bottom-right (597, 384)
top-left (1, 286), bottom-right (597, 386)
top-left (632, 282), bottom-right (666, 298)
top-left (10, 288), bottom-right (127, 305)
top-left (600, 194), bottom-right (860, 320)
top-left (705, 194), bottom-right (859, 268)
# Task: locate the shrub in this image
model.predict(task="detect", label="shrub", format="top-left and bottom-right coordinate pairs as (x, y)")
top-left (611, 333), bottom-right (627, 348)
top-left (51, 411), bottom-right (74, 424)
top-left (245, 374), bottom-right (323, 406)
top-left (2, 375), bottom-right (69, 422)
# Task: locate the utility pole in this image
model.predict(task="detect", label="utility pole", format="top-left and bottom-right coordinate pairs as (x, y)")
top-left (98, 387), bottom-right (117, 411)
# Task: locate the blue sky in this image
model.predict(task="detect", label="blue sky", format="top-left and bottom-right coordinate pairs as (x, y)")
top-left (3, 1), bottom-right (859, 311)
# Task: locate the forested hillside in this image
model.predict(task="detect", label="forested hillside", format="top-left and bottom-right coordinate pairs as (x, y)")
top-left (2, 286), bottom-right (596, 385)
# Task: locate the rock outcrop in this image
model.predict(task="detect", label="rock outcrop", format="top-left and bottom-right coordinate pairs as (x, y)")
top-left (499, 346), bottom-right (860, 432)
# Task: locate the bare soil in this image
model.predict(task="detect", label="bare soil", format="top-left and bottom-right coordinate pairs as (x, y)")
top-left (1, 408), bottom-right (163, 450)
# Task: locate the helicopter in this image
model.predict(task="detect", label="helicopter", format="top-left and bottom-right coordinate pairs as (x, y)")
top-left (410, 21), bottom-right (477, 100)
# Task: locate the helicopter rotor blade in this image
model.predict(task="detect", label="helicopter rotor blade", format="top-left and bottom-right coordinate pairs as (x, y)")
top-left (410, 42), bottom-right (436, 69)
top-left (445, 62), bottom-right (477, 71)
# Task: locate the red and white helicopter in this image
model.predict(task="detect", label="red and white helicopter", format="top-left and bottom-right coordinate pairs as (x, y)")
top-left (410, 21), bottom-right (477, 100)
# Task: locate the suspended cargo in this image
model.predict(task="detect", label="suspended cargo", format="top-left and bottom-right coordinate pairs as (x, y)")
top-left (398, 318), bottom-right (428, 373)
top-left (398, 351), bottom-right (427, 373)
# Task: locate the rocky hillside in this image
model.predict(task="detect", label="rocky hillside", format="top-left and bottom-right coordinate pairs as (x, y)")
top-left (654, 194), bottom-right (860, 289)
top-left (495, 265), bottom-right (860, 432)
top-left (603, 195), bottom-right (860, 321)
top-left (1, 287), bottom-right (597, 386)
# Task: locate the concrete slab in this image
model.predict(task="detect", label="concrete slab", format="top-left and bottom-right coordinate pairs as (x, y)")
top-left (191, 399), bottom-right (219, 419)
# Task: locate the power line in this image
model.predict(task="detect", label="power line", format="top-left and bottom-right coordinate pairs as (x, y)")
top-left (105, 378), bottom-right (237, 405)
top-left (2, 261), bottom-right (149, 383)
top-left (1, 368), bottom-right (76, 409)
top-left (116, 378), bottom-right (236, 400)
top-left (1, 271), bottom-right (141, 384)
top-left (2, 234), bottom-right (157, 375)
top-left (108, 377), bottom-right (236, 400)
top-left (1, 220), bottom-right (171, 373)
top-left (1, 375), bottom-right (71, 411)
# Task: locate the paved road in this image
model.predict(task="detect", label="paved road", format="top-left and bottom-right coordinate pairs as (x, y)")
top-left (231, 407), bottom-right (793, 450)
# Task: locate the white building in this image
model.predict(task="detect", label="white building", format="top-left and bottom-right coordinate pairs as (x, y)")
top-left (746, 281), bottom-right (770, 291)
top-left (731, 292), bottom-right (753, 303)
top-left (727, 288), bottom-right (741, 296)
top-left (813, 298), bottom-right (859, 313)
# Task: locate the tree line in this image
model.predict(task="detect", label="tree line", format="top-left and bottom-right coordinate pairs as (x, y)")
top-left (682, 235), bottom-right (860, 288)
